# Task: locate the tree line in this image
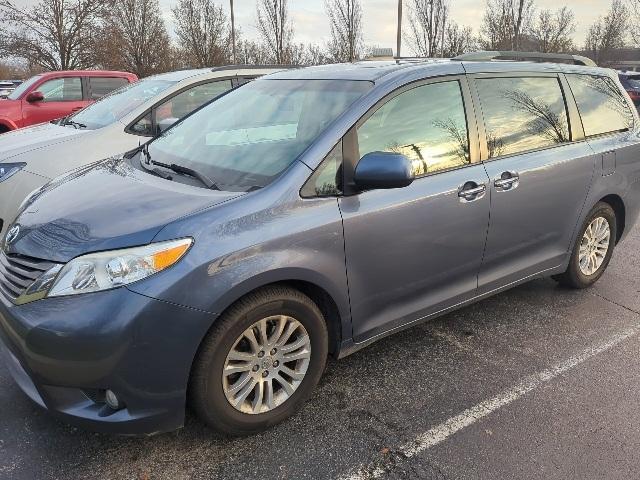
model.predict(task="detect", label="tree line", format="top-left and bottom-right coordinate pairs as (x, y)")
top-left (0, 0), bottom-right (638, 79)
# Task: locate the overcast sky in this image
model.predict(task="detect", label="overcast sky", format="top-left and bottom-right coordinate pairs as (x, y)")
top-left (12, 0), bottom-right (613, 52)
top-left (177, 0), bottom-right (608, 52)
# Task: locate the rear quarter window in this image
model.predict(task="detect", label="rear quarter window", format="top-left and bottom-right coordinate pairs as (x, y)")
top-left (566, 74), bottom-right (634, 137)
top-left (88, 77), bottom-right (130, 100)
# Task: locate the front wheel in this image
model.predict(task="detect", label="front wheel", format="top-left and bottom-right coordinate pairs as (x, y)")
top-left (189, 286), bottom-right (328, 435)
top-left (554, 202), bottom-right (616, 288)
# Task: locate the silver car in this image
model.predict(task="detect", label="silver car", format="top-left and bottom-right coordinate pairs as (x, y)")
top-left (0, 66), bottom-right (285, 235)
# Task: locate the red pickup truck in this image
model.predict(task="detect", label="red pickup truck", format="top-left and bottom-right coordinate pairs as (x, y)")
top-left (0, 70), bottom-right (138, 133)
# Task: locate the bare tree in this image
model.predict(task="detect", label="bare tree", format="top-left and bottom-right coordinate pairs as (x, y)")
top-left (0, 60), bottom-right (32, 79)
top-left (530, 7), bottom-right (575, 53)
top-left (256, 0), bottom-right (293, 64)
top-left (95, 0), bottom-right (174, 77)
top-left (442, 23), bottom-right (476, 56)
top-left (433, 117), bottom-right (470, 162)
top-left (236, 39), bottom-right (271, 65)
top-left (506, 89), bottom-right (569, 143)
top-left (304, 44), bottom-right (331, 65)
top-left (627, 0), bottom-right (640, 46)
top-left (325, 0), bottom-right (364, 62)
top-left (481, 0), bottom-right (535, 51)
top-left (405, 0), bottom-right (450, 57)
top-left (585, 0), bottom-right (628, 65)
top-left (0, 0), bottom-right (107, 70)
top-left (173, 0), bottom-right (230, 67)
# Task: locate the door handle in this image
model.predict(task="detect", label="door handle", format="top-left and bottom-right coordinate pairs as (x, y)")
top-left (458, 182), bottom-right (486, 202)
top-left (494, 171), bottom-right (519, 191)
top-left (71, 107), bottom-right (82, 112)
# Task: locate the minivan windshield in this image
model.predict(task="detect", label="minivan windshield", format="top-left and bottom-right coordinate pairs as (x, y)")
top-left (7, 75), bottom-right (41, 100)
top-left (147, 79), bottom-right (372, 191)
top-left (70, 79), bottom-right (175, 129)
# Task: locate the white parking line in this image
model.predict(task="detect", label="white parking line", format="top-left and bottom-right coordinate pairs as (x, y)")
top-left (340, 325), bottom-right (640, 480)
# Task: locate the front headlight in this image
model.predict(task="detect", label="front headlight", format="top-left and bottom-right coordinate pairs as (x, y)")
top-left (0, 162), bottom-right (26, 183)
top-left (46, 238), bottom-right (193, 297)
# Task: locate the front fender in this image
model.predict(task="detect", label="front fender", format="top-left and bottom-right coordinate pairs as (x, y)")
top-left (128, 185), bottom-right (352, 343)
top-left (0, 117), bottom-right (18, 131)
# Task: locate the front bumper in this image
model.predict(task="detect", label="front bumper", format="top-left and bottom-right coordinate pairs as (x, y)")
top-left (0, 287), bottom-right (216, 435)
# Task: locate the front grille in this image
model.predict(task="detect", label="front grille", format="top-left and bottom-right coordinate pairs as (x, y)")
top-left (0, 250), bottom-right (57, 303)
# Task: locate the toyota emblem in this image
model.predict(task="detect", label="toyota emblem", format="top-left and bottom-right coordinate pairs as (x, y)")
top-left (5, 225), bottom-right (20, 246)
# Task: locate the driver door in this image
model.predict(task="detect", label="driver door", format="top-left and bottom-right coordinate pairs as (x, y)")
top-left (339, 77), bottom-right (491, 341)
top-left (22, 77), bottom-right (85, 126)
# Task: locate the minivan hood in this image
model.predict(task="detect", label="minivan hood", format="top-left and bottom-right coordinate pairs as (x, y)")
top-left (0, 122), bottom-right (89, 161)
top-left (5, 158), bottom-right (242, 262)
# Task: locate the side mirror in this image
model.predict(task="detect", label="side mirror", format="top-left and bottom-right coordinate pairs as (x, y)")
top-left (157, 117), bottom-right (178, 134)
top-left (25, 91), bottom-right (44, 103)
top-left (354, 151), bottom-right (415, 190)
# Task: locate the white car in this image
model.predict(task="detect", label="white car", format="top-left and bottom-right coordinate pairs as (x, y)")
top-left (0, 81), bottom-right (16, 99)
top-left (0, 66), bottom-right (286, 235)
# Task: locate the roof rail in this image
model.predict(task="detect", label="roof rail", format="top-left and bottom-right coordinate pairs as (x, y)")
top-left (452, 51), bottom-right (597, 67)
top-left (392, 56), bottom-right (434, 62)
top-left (209, 64), bottom-right (296, 72)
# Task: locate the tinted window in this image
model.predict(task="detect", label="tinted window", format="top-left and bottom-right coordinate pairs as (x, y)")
top-left (476, 77), bottom-right (570, 158)
top-left (154, 80), bottom-right (233, 126)
top-left (357, 81), bottom-right (470, 176)
top-left (236, 76), bottom-right (256, 86)
top-left (301, 142), bottom-right (343, 197)
top-left (566, 74), bottom-right (634, 137)
top-left (148, 79), bottom-right (371, 191)
top-left (88, 77), bottom-right (129, 100)
top-left (38, 77), bottom-right (83, 101)
top-left (73, 79), bottom-right (174, 130)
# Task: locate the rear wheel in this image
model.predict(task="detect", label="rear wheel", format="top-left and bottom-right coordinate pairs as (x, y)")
top-left (189, 286), bottom-right (328, 435)
top-left (0, 125), bottom-right (9, 134)
top-left (554, 202), bottom-right (616, 288)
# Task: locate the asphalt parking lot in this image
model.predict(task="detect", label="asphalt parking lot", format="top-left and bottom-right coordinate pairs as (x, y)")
top-left (2, 221), bottom-right (640, 480)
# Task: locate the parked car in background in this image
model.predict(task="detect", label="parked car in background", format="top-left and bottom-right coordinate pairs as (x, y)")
top-left (0, 70), bottom-right (138, 132)
top-left (0, 66), bottom-right (286, 236)
top-left (0, 81), bottom-right (18, 99)
top-left (619, 71), bottom-right (640, 107)
top-left (1, 53), bottom-right (638, 436)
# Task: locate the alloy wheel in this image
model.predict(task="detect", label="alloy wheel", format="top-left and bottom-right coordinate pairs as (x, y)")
top-left (579, 216), bottom-right (611, 276)
top-left (222, 315), bottom-right (311, 414)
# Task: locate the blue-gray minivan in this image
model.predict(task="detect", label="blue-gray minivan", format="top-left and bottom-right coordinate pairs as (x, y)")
top-left (2, 54), bottom-right (640, 436)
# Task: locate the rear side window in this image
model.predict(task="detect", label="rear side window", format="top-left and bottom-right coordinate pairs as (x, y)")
top-left (566, 74), bottom-right (634, 137)
top-left (156, 80), bottom-right (232, 121)
top-left (357, 80), bottom-right (470, 177)
top-left (132, 80), bottom-right (233, 136)
top-left (235, 76), bottom-right (256, 87)
top-left (475, 77), bottom-right (570, 159)
top-left (88, 77), bottom-right (129, 100)
top-left (38, 77), bottom-right (83, 102)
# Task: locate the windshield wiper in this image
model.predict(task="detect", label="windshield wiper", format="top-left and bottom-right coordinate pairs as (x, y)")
top-left (61, 117), bottom-right (86, 129)
top-left (140, 144), bottom-right (220, 190)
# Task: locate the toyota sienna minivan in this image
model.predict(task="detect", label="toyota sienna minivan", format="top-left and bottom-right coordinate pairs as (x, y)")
top-left (2, 52), bottom-right (640, 436)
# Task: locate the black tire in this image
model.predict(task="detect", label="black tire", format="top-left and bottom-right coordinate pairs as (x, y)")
top-left (188, 286), bottom-right (328, 435)
top-left (554, 201), bottom-right (616, 289)
top-left (0, 125), bottom-right (9, 134)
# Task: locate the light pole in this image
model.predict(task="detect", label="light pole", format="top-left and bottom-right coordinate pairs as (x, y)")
top-left (396, 0), bottom-right (402, 59)
top-left (230, 0), bottom-right (237, 64)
